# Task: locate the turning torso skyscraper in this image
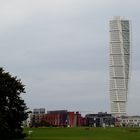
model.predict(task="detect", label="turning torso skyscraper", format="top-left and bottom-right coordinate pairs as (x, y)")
top-left (109, 17), bottom-right (130, 116)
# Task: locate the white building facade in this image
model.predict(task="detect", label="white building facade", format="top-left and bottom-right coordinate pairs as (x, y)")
top-left (109, 17), bottom-right (130, 116)
top-left (121, 116), bottom-right (140, 127)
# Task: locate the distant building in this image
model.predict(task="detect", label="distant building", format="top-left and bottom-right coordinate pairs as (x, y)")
top-left (31, 110), bottom-right (85, 127)
top-left (33, 108), bottom-right (45, 115)
top-left (120, 116), bottom-right (140, 127)
top-left (109, 17), bottom-right (131, 116)
top-left (85, 112), bottom-right (115, 127)
top-left (31, 108), bottom-right (46, 126)
top-left (46, 110), bottom-right (68, 126)
top-left (27, 108), bottom-right (140, 128)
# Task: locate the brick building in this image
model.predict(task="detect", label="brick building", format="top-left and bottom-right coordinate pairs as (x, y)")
top-left (31, 110), bottom-right (85, 127)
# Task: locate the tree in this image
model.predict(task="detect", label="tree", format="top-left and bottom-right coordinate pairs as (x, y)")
top-left (0, 68), bottom-right (29, 139)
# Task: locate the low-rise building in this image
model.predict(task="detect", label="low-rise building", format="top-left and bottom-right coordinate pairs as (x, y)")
top-left (31, 110), bottom-right (85, 127)
top-left (85, 112), bottom-right (115, 127)
top-left (33, 108), bottom-right (45, 115)
top-left (120, 116), bottom-right (140, 127)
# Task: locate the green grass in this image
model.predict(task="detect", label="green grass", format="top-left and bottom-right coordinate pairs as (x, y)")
top-left (24, 127), bottom-right (140, 140)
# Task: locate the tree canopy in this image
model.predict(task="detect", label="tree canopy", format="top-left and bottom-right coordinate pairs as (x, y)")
top-left (0, 68), bottom-right (28, 139)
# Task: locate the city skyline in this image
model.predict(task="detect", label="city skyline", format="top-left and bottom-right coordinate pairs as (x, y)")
top-left (0, 0), bottom-right (140, 115)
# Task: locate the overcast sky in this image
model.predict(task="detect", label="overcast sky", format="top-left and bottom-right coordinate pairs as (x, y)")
top-left (0, 0), bottom-right (140, 115)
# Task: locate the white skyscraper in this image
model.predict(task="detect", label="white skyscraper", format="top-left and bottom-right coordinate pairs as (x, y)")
top-left (109, 17), bottom-right (130, 116)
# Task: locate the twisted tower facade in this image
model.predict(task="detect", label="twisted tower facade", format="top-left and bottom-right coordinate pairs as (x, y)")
top-left (109, 17), bottom-right (130, 116)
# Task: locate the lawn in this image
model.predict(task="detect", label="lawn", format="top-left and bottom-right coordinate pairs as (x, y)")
top-left (24, 127), bottom-right (140, 140)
